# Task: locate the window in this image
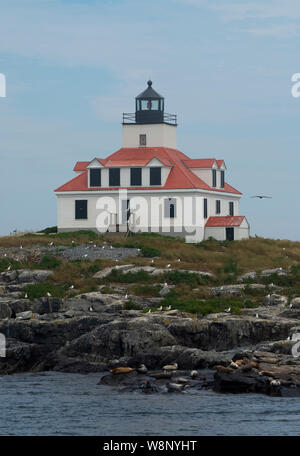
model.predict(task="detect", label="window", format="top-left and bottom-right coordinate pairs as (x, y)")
top-left (164, 198), bottom-right (176, 218)
top-left (139, 134), bottom-right (147, 146)
top-left (131, 168), bottom-right (142, 186)
top-left (212, 169), bottom-right (217, 187)
top-left (229, 201), bottom-right (234, 216)
top-left (221, 170), bottom-right (225, 188)
top-left (204, 198), bottom-right (208, 219)
top-left (109, 168), bottom-right (120, 186)
top-left (216, 200), bottom-right (221, 214)
top-left (90, 168), bottom-right (101, 187)
top-left (75, 200), bottom-right (87, 219)
top-left (150, 167), bottom-right (161, 185)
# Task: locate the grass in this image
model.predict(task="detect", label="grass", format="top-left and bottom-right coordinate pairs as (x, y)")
top-left (129, 284), bottom-right (161, 297)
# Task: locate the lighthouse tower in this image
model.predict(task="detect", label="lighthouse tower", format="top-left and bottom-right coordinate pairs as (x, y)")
top-left (122, 80), bottom-right (177, 149)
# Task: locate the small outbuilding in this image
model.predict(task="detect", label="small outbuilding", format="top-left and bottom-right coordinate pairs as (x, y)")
top-left (205, 216), bottom-right (250, 241)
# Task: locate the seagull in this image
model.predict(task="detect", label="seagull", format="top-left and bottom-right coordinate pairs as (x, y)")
top-left (83, 254), bottom-right (88, 258)
top-left (20, 245), bottom-right (23, 249)
top-left (89, 306), bottom-right (93, 312)
top-left (250, 195), bottom-right (272, 199)
top-left (72, 240), bottom-right (75, 244)
top-left (125, 294), bottom-right (128, 300)
top-left (151, 259), bottom-right (154, 263)
top-left (158, 305), bottom-right (163, 311)
top-left (177, 258), bottom-right (181, 262)
top-left (255, 313), bottom-right (259, 318)
top-left (224, 307), bottom-right (231, 313)
top-left (7, 265), bottom-right (11, 271)
top-left (166, 305), bottom-right (171, 310)
top-left (147, 309), bottom-right (151, 313)
top-left (93, 244), bottom-right (97, 248)
top-left (289, 303), bottom-right (293, 308)
top-left (25, 293), bottom-right (28, 299)
top-left (110, 246), bottom-right (113, 249)
top-left (47, 292), bottom-right (52, 297)
top-left (102, 246), bottom-right (105, 249)
top-left (49, 242), bottom-right (54, 246)
top-left (4, 253), bottom-right (7, 257)
top-left (164, 282), bottom-right (168, 287)
top-left (166, 264), bottom-right (171, 268)
top-left (137, 248), bottom-right (141, 252)
top-left (69, 285), bottom-right (74, 289)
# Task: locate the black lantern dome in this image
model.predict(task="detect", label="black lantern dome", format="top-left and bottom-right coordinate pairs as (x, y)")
top-left (135, 80), bottom-right (164, 124)
top-left (122, 81), bottom-right (177, 125)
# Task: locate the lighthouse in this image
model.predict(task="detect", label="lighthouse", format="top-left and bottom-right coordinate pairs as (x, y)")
top-left (55, 81), bottom-right (249, 242)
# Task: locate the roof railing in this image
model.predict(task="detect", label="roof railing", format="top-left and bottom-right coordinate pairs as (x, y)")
top-left (122, 112), bottom-right (177, 125)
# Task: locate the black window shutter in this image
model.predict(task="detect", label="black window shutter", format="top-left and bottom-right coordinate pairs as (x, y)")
top-left (229, 202), bottom-right (234, 216)
top-left (150, 167), bottom-right (161, 185)
top-left (90, 169), bottom-right (101, 187)
top-left (204, 198), bottom-right (208, 218)
top-left (216, 200), bottom-right (221, 214)
top-left (130, 168), bottom-right (142, 186)
top-left (212, 169), bottom-right (217, 187)
top-left (109, 168), bottom-right (120, 186)
top-left (75, 200), bottom-right (87, 219)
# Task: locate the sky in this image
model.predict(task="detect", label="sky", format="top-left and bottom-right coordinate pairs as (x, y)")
top-left (0, 0), bottom-right (300, 239)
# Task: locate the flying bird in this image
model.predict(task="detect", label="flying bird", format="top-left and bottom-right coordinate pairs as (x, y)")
top-left (250, 195), bottom-right (272, 199)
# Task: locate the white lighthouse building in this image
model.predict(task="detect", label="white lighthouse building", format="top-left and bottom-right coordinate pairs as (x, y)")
top-left (55, 81), bottom-right (249, 242)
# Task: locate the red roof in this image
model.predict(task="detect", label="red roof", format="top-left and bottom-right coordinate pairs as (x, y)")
top-left (205, 216), bottom-right (246, 227)
top-left (56, 147), bottom-right (241, 195)
top-left (73, 161), bottom-right (90, 172)
top-left (183, 159), bottom-right (216, 168)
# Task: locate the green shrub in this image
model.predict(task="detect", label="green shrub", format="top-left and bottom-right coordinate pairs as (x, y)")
top-left (130, 284), bottom-right (161, 297)
top-left (39, 255), bottom-right (62, 269)
top-left (37, 226), bottom-right (57, 234)
top-left (161, 296), bottom-right (256, 316)
top-left (105, 269), bottom-right (154, 283)
top-left (21, 282), bottom-right (67, 299)
top-left (163, 270), bottom-right (211, 287)
top-left (123, 300), bottom-right (141, 310)
top-left (140, 246), bottom-right (161, 257)
top-left (0, 258), bottom-right (21, 273)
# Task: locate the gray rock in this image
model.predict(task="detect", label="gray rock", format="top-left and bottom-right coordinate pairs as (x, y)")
top-left (16, 311), bottom-right (33, 320)
top-left (264, 294), bottom-right (288, 306)
top-left (0, 302), bottom-right (12, 319)
top-left (290, 298), bottom-right (300, 309)
top-left (123, 266), bottom-right (155, 274)
top-left (238, 272), bottom-right (258, 282)
top-left (93, 264), bottom-right (134, 279)
top-left (261, 268), bottom-right (287, 276)
top-left (159, 287), bottom-right (171, 297)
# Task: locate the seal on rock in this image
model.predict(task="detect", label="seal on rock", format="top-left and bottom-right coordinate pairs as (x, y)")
top-left (109, 367), bottom-right (134, 375)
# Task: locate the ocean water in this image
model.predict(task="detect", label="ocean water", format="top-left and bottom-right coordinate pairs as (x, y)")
top-left (0, 371), bottom-right (300, 436)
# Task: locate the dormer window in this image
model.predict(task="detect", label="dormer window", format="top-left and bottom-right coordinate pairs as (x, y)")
top-left (109, 168), bottom-right (120, 187)
top-left (212, 169), bottom-right (216, 187)
top-left (150, 167), bottom-right (161, 185)
top-left (131, 168), bottom-right (142, 186)
top-left (139, 134), bottom-right (146, 146)
top-left (221, 170), bottom-right (225, 188)
top-left (90, 169), bottom-right (101, 187)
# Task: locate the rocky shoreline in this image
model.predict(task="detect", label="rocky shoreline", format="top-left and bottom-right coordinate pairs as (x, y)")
top-left (1, 264), bottom-right (300, 397)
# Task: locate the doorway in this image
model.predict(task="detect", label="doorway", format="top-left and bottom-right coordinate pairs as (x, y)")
top-left (226, 227), bottom-right (234, 241)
